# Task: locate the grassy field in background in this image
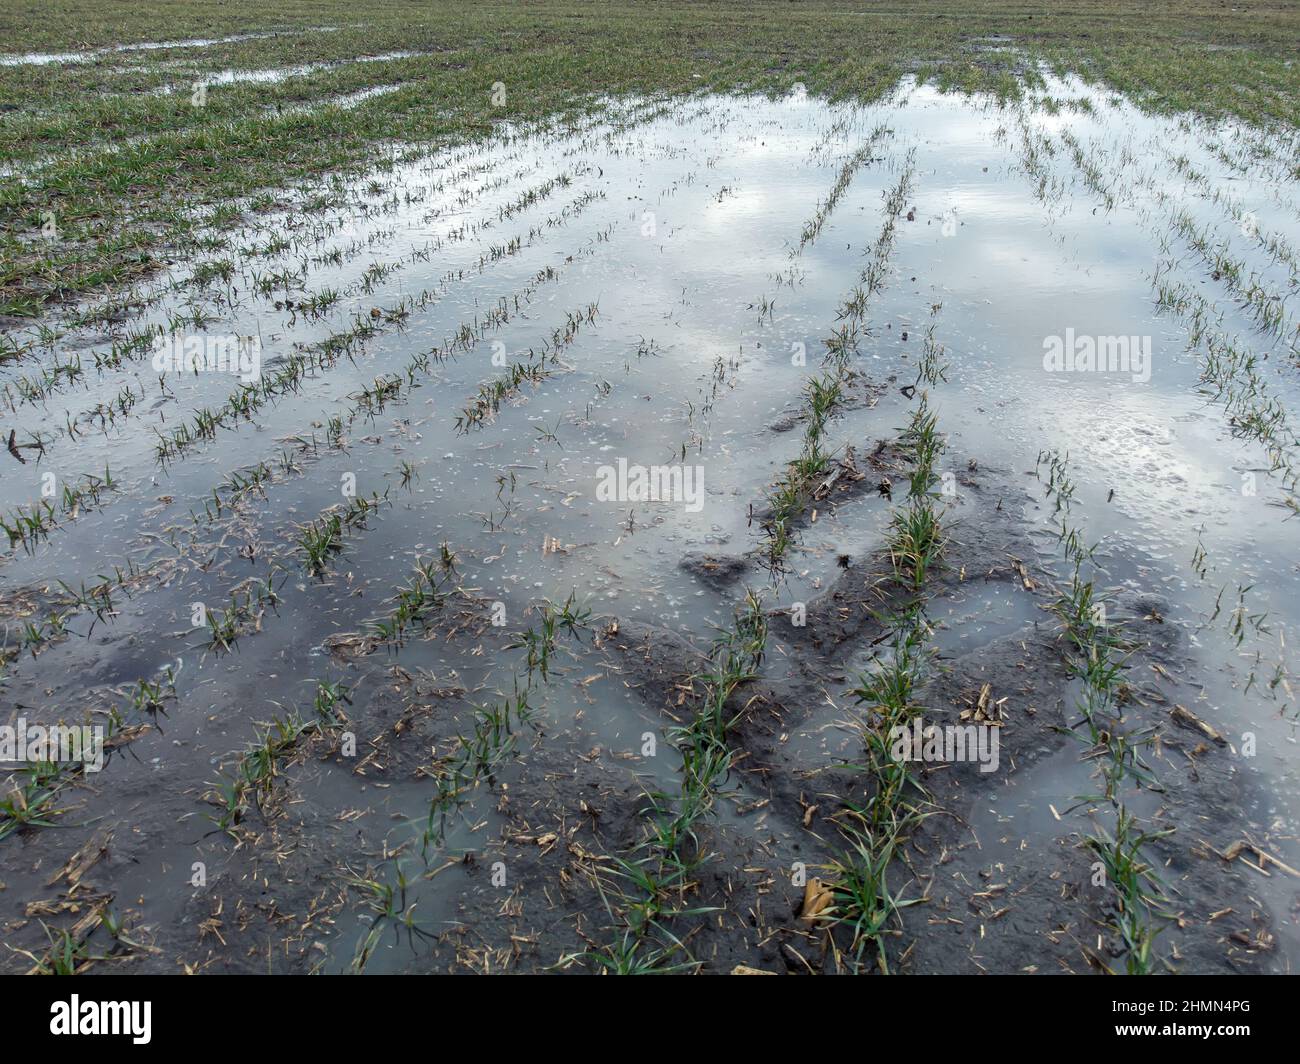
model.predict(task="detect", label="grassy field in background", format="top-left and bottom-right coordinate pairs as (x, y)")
top-left (0, 0), bottom-right (1297, 317)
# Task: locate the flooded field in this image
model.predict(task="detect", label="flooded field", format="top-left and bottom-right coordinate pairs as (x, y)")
top-left (2, 66), bottom-right (1299, 975)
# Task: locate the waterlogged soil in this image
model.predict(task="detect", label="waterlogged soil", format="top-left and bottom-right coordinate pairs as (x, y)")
top-left (1, 81), bottom-right (1298, 974)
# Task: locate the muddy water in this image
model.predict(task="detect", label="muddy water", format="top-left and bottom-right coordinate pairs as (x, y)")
top-left (143, 52), bottom-right (426, 94)
top-left (1, 81), bottom-right (1297, 973)
top-left (0, 30), bottom-right (333, 67)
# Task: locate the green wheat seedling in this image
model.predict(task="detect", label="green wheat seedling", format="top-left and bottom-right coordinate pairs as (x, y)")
top-left (203, 576), bottom-right (281, 653)
top-left (295, 491), bottom-right (388, 574)
top-left (352, 374), bottom-right (404, 417)
top-left (831, 607), bottom-right (934, 972)
top-left (311, 681), bottom-right (352, 726)
top-left (886, 401), bottom-right (947, 588)
top-left (397, 460), bottom-right (418, 490)
top-left (455, 350), bottom-right (552, 430)
top-left (585, 592), bottom-right (766, 971)
top-left (0, 761), bottom-right (63, 840)
top-left (207, 692), bottom-right (343, 837)
top-left (347, 866), bottom-right (437, 973)
top-left (0, 499), bottom-right (57, 552)
top-left (819, 323), bottom-right (948, 973)
top-left (509, 591), bottom-right (591, 683)
top-left (1085, 808), bottom-right (1175, 974)
top-left (126, 675), bottom-right (174, 718)
top-left (55, 578), bottom-right (116, 627)
top-left (1037, 452), bottom-right (1170, 970)
top-left (761, 161), bottom-right (919, 571)
top-left (4, 560), bottom-right (157, 660)
top-left (761, 371), bottom-right (845, 569)
top-left (0, 696), bottom-right (138, 841)
top-left (457, 688), bottom-right (534, 776)
top-left (568, 925), bottom-right (699, 974)
top-left (12, 921), bottom-right (108, 975)
top-left (367, 557), bottom-right (451, 646)
top-left (298, 514), bottom-right (344, 572)
top-left (412, 589), bottom-right (569, 860)
top-left (824, 823), bottom-right (924, 973)
top-left (561, 861), bottom-right (707, 974)
top-left (420, 682), bottom-right (535, 854)
top-left (796, 124), bottom-right (891, 251)
top-left (915, 310), bottom-right (950, 387)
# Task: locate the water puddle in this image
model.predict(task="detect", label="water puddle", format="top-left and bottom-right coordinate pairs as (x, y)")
top-left (144, 51), bottom-right (425, 94)
top-left (0, 30), bottom-right (327, 67)
top-left (2, 79), bottom-right (1297, 972)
